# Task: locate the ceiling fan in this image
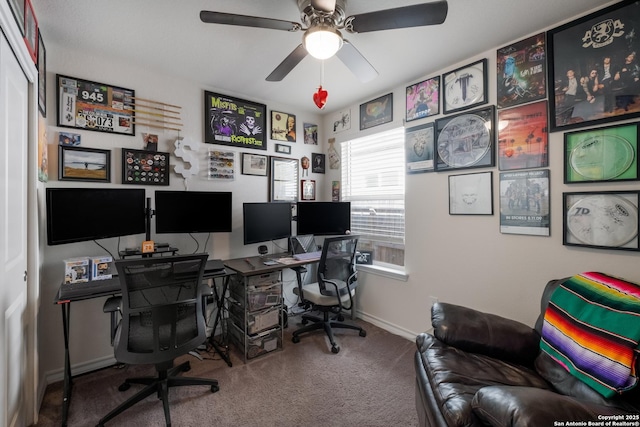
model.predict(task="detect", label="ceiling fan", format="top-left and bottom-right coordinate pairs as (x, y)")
top-left (200, 0), bottom-right (448, 83)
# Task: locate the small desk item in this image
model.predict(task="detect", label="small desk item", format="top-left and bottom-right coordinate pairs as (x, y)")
top-left (118, 246), bottom-right (179, 258)
top-left (293, 251), bottom-right (322, 261)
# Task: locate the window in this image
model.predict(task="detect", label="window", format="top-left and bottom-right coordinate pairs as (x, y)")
top-left (341, 127), bottom-right (405, 267)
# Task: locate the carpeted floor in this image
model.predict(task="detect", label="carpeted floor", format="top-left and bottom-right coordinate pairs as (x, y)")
top-left (34, 317), bottom-right (418, 426)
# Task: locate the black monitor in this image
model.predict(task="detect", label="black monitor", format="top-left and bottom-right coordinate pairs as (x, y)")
top-left (296, 201), bottom-right (351, 236)
top-left (243, 202), bottom-right (292, 245)
top-left (154, 191), bottom-right (232, 234)
top-left (46, 187), bottom-right (147, 246)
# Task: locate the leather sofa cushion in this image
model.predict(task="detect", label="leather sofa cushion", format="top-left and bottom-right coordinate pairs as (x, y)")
top-left (472, 386), bottom-right (631, 427)
top-left (417, 333), bottom-right (551, 427)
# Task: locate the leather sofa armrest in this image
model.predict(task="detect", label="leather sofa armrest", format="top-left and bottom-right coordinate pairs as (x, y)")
top-left (431, 302), bottom-right (540, 366)
top-left (472, 386), bottom-right (631, 426)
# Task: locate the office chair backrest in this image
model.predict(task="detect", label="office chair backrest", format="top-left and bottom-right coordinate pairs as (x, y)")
top-left (114, 253), bottom-right (208, 366)
top-left (317, 235), bottom-right (359, 298)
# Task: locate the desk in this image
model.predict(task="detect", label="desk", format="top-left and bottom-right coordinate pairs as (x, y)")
top-left (53, 259), bottom-right (230, 427)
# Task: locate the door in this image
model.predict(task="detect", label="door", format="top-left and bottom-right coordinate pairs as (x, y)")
top-left (0, 32), bottom-right (29, 427)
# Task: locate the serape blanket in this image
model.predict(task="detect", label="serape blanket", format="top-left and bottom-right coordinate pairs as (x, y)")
top-left (540, 272), bottom-right (640, 398)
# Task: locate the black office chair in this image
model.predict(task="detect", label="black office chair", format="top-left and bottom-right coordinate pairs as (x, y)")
top-left (292, 235), bottom-right (366, 353)
top-left (97, 254), bottom-right (219, 427)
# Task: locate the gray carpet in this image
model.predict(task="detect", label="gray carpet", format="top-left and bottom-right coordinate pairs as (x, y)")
top-left (34, 317), bottom-right (418, 426)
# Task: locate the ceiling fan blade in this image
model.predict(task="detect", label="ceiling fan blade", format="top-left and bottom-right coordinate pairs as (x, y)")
top-left (266, 44), bottom-right (309, 81)
top-left (336, 40), bottom-right (378, 83)
top-left (310, 0), bottom-right (337, 14)
top-left (346, 1), bottom-right (448, 33)
top-left (200, 11), bottom-right (301, 32)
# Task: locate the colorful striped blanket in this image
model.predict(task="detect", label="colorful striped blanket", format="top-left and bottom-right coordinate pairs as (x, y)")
top-left (540, 272), bottom-right (640, 398)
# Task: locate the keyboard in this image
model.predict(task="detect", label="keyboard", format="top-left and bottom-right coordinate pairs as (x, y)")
top-left (293, 251), bottom-right (322, 261)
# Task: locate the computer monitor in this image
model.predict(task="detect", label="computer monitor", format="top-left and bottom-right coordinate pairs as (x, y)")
top-left (154, 190), bottom-right (232, 234)
top-left (46, 187), bottom-right (147, 246)
top-left (296, 201), bottom-right (351, 236)
top-left (243, 202), bottom-right (292, 245)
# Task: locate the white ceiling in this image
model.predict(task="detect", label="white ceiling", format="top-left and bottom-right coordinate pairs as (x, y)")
top-left (32, 0), bottom-right (611, 115)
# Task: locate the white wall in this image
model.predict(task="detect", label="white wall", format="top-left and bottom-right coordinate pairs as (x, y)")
top-left (38, 43), bottom-right (325, 384)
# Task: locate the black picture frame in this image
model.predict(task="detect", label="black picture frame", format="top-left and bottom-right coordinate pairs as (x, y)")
top-left (564, 122), bottom-right (639, 183)
top-left (499, 169), bottom-right (550, 236)
top-left (204, 90), bottom-right (266, 150)
top-left (241, 153), bottom-right (268, 176)
top-left (37, 31), bottom-right (46, 117)
top-left (443, 58), bottom-right (488, 114)
top-left (405, 122), bottom-right (435, 174)
top-left (121, 148), bottom-right (169, 186)
top-left (497, 100), bottom-right (549, 171)
top-left (56, 74), bottom-right (135, 136)
top-left (548, 0), bottom-right (640, 132)
top-left (563, 190), bottom-right (639, 251)
top-left (360, 93), bottom-right (393, 130)
top-left (7, 0), bottom-right (25, 36)
top-left (58, 145), bottom-right (110, 183)
top-left (271, 110), bottom-right (296, 142)
top-left (448, 171), bottom-right (493, 215)
top-left (435, 105), bottom-right (495, 171)
top-left (275, 143), bottom-right (291, 155)
top-left (406, 76), bottom-right (440, 122)
top-left (311, 153), bottom-right (325, 174)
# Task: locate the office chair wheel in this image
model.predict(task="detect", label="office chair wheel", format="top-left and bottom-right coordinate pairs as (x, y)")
top-left (359, 330), bottom-right (367, 337)
top-left (301, 318), bottom-right (309, 325)
top-left (181, 362), bottom-right (191, 372)
top-left (118, 382), bottom-right (131, 392)
top-left (211, 384), bottom-right (220, 393)
top-left (331, 345), bottom-right (340, 354)
top-left (337, 314), bottom-right (345, 321)
top-left (292, 335), bottom-right (300, 344)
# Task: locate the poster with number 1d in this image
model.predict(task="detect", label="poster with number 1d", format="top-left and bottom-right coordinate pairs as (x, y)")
top-left (57, 74), bottom-right (135, 136)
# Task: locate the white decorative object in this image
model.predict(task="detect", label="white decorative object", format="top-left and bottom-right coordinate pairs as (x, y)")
top-left (174, 136), bottom-right (201, 179)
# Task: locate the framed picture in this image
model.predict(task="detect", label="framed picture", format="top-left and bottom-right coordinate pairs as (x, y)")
top-left (58, 132), bottom-right (80, 146)
top-left (122, 148), bottom-right (169, 185)
top-left (204, 91), bottom-right (266, 150)
top-left (57, 75), bottom-right (135, 136)
top-left (275, 143), bottom-right (291, 155)
top-left (23, 0), bottom-right (36, 63)
top-left (301, 180), bottom-right (316, 201)
top-left (563, 190), bottom-right (639, 251)
top-left (548, 0), bottom-right (640, 132)
top-left (355, 250), bottom-right (373, 265)
top-left (497, 33), bottom-right (547, 109)
top-left (37, 31), bottom-right (46, 117)
top-left (406, 76), bottom-right (440, 122)
top-left (405, 122), bottom-right (435, 173)
top-left (449, 171), bottom-right (493, 215)
top-left (271, 111), bottom-right (296, 142)
top-left (499, 169), bottom-right (550, 236)
top-left (7, 0), bottom-right (25, 36)
top-left (270, 156), bottom-right (298, 202)
top-left (58, 146), bottom-right (110, 183)
top-left (208, 150), bottom-right (235, 181)
top-left (312, 153), bottom-right (325, 174)
top-left (435, 105), bottom-right (495, 171)
top-left (303, 123), bottom-right (318, 144)
top-left (498, 100), bottom-right (549, 171)
top-left (564, 122), bottom-right (639, 183)
top-left (331, 109), bottom-right (351, 133)
top-left (241, 153), bottom-right (267, 176)
top-left (360, 93), bottom-right (393, 130)
top-left (443, 58), bottom-right (488, 114)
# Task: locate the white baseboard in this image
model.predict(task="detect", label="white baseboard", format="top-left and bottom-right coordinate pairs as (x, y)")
top-left (356, 310), bottom-right (419, 342)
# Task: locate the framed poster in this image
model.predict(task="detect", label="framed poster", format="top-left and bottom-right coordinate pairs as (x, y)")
top-left (275, 143), bottom-right (291, 155)
top-left (499, 169), bottom-right (550, 236)
top-left (57, 75), bottom-right (135, 135)
top-left (497, 33), bottom-right (547, 109)
top-left (498, 100), bottom-right (549, 171)
top-left (37, 31), bottom-right (46, 117)
top-left (204, 91), bottom-right (266, 150)
top-left (331, 109), bottom-right (351, 133)
top-left (548, 0), bottom-right (640, 132)
top-left (59, 146), bottom-right (110, 183)
top-left (406, 76), bottom-right (439, 122)
top-left (443, 58), bottom-right (488, 114)
top-left (301, 180), bottom-right (316, 201)
top-left (271, 111), bottom-right (296, 142)
top-left (360, 93), bottom-right (393, 130)
top-left (563, 191), bottom-right (639, 251)
top-left (270, 156), bottom-right (298, 202)
top-left (449, 171), bottom-right (493, 215)
top-left (312, 153), bottom-right (325, 174)
top-left (7, 0), bottom-right (25, 36)
top-left (23, 0), bottom-right (36, 63)
top-left (435, 105), bottom-right (495, 171)
top-left (122, 148), bottom-right (169, 185)
top-left (241, 153), bottom-right (268, 176)
top-left (303, 123), bottom-right (318, 144)
top-left (405, 122), bottom-right (435, 174)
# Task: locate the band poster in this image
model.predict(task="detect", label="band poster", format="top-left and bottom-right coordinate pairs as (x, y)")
top-left (204, 91), bottom-right (267, 151)
top-left (57, 75), bottom-right (134, 136)
top-left (499, 169), bottom-right (550, 236)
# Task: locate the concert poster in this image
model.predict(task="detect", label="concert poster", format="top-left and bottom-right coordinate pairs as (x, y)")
top-left (499, 169), bottom-right (550, 236)
top-left (497, 100), bottom-right (549, 171)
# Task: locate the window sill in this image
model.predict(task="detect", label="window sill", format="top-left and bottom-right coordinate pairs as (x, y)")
top-left (356, 264), bottom-right (408, 282)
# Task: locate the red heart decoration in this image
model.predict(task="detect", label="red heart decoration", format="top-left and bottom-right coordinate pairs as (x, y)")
top-left (313, 86), bottom-right (328, 109)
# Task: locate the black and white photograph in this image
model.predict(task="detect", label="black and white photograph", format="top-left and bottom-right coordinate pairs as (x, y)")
top-left (449, 171), bottom-right (493, 215)
top-left (499, 169), bottom-right (550, 236)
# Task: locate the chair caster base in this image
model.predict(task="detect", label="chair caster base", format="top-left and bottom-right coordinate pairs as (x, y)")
top-left (331, 345), bottom-right (340, 354)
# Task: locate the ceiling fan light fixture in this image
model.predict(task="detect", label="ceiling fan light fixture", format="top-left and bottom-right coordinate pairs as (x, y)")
top-left (303, 25), bottom-right (343, 60)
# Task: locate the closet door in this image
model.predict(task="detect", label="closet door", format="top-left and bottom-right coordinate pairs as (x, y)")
top-left (0, 31), bottom-right (29, 427)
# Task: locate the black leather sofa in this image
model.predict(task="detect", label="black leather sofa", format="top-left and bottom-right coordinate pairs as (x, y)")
top-left (414, 278), bottom-right (640, 426)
